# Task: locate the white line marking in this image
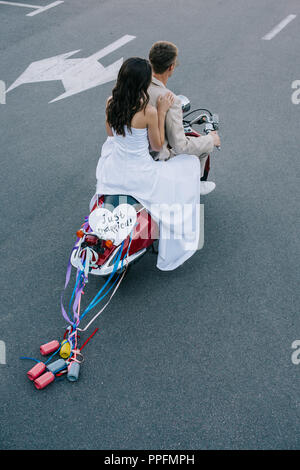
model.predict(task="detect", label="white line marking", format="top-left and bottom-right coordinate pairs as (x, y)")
top-left (0, 341), bottom-right (6, 365)
top-left (27, 1), bottom-right (64, 16)
top-left (0, 80), bottom-right (6, 104)
top-left (262, 14), bottom-right (297, 40)
top-left (0, 0), bottom-right (63, 16)
top-left (0, 1), bottom-right (38, 7)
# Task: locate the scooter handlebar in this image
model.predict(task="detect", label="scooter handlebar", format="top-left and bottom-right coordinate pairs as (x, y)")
top-left (183, 108), bottom-right (221, 150)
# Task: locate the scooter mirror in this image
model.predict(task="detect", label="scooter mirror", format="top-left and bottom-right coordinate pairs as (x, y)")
top-left (177, 95), bottom-right (191, 113)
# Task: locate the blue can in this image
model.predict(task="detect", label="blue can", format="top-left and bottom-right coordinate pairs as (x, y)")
top-left (47, 359), bottom-right (67, 374)
top-left (67, 361), bottom-right (80, 382)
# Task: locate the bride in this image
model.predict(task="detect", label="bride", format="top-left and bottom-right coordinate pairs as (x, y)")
top-left (94, 57), bottom-right (202, 271)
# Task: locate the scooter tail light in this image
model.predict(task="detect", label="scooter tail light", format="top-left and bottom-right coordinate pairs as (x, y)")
top-left (105, 240), bottom-right (113, 248)
top-left (76, 230), bottom-right (84, 238)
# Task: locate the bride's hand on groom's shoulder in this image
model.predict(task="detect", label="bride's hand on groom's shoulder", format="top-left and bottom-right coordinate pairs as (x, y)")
top-left (157, 92), bottom-right (175, 114)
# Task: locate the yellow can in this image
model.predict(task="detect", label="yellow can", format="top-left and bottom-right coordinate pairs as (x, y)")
top-left (60, 340), bottom-right (71, 359)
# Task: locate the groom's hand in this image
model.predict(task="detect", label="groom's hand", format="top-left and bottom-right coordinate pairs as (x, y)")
top-left (210, 131), bottom-right (221, 148)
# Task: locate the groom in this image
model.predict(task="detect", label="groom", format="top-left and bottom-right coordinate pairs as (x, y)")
top-left (148, 41), bottom-right (221, 195)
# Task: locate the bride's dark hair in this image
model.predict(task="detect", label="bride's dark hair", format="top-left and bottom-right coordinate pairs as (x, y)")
top-left (106, 57), bottom-right (152, 136)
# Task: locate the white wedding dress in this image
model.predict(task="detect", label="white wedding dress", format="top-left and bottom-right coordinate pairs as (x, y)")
top-left (93, 127), bottom-right (201, 271)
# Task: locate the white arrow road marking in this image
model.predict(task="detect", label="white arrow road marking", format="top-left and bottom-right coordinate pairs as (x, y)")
top-left (6, 35), bottom-right (136, 103)
top-left (262, 14), bottom-right (297, 40)
top-left (0, 1), bottom-right (64, 16)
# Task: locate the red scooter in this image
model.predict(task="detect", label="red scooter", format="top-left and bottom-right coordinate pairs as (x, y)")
top-left (71, 97), bottom-right (220, 276)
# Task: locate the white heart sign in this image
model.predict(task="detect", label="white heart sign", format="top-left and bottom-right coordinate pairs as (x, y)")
top-left (88, 204), bottom-right (137, 246)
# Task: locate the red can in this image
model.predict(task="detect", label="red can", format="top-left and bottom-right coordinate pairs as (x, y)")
top-left (34, 371), bottom-right (55, 390)
top-left (27, 362), bottom-right (46, 381)
top-left (40, 340), bottom-right (60, 356)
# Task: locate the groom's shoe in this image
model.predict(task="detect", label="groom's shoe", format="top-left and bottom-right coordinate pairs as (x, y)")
top-left (200, 181), bottom-right (216, 195)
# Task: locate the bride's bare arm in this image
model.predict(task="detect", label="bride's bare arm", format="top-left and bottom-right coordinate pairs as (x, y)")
top-left (105, 96), bottom-right (113, 136)
top-left (147, 92), bottom-right (174, 151)
top-left (147, 106), bottom-right (164, 151)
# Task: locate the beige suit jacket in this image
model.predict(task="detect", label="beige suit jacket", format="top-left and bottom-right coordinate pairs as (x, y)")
top-left (148, 77), bottom-right (214, 161)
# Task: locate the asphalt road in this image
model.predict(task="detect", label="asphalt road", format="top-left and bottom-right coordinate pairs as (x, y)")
top-left (0, 0), bottom-right (300, 450)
